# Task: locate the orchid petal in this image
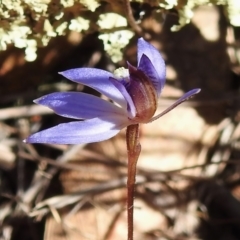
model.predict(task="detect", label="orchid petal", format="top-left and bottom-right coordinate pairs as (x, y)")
top-left (137, 38), bottom-right (166, 92)
top-left (24, 116), bottom-right (129, 144)
top-left (59, 68), bottom-right (127, 109)
top-left (109, 77), bottom-right (136, 119)
top-left (34, 92), bottom-right (125, 120)
top-left (138, 54), bottom-right (162, 96)
top-left (149, 88), bottom-right (201, 122)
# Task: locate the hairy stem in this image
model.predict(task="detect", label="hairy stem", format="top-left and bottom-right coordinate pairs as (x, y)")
top-left (126, 124), bottom-right (141, 240)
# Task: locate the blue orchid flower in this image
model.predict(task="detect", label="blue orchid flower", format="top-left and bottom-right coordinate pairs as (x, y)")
top-left (24, 38), bottom-right (200, 144)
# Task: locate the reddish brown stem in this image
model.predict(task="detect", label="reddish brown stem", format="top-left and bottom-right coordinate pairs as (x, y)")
top-left (126, 124), bottom-right (141, 240)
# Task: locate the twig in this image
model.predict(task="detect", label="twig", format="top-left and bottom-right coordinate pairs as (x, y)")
top-left (22, 144), bottom-right (86, 207)
top-left (18, 150), bottom-right (124, 172)
top-left (123, 0), bottom-right (142, 36)
top-left (102, 203), bottom-right (125, 240)
top-left (28, 166), bottom-right (207, 219)
top-left (20, 148), bottom-right (238, 181)
top-left (0, 105), bottom-right (53, 120)
top-left (30, 176), bottom-right (136, 217)
top-left (18, 151), bottom-right (87, 171)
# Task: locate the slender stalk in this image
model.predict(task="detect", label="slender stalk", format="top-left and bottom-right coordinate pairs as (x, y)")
top-left (126, 124), bottom-right (141, 240)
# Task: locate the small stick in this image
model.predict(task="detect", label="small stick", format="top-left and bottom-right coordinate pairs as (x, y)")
top-left (124, 0), bottom-right (142, 36)
top-left (0, 105), bottom-right (53, 120)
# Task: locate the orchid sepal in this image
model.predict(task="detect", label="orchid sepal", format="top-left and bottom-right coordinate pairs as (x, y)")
top-left (149, 88), bottom-right (201, 123)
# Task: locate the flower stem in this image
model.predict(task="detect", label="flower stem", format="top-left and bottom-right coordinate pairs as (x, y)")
top-left (126, 124), bottom-right (141, 240)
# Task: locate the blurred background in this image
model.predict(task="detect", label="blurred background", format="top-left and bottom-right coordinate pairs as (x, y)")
top-left (1, 0), bottom-right (240, 239)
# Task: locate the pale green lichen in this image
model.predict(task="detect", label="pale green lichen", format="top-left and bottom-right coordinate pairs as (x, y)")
top-left (159, 0), bottom-right (178, 9)
top-left (69, 17), bottom-right (90, 32)
top-left (60, 0), bottom-right (99, 10)
top-left (98, 12), bottom-right (128, 29)
top-left (227, 0), bottom-right (240, 26)
top-left (98, 13), bottom-right (134, 62)
top-left (55, 22), bottom-right (68, 35)
top-left (99, 30), bottom-right (134, 63)
top-left (0, 0), bottom-right (239, 62)
top-left (79, 0), bottom-right (100, 11)
top-left (158, 0), bottom-right (240, 30)
top-left (0, 0), bottom-right (95, 61)
top-left (133, 0), bottom-right (240, 29)
top-left (60, 0), bottom-right (74, 7)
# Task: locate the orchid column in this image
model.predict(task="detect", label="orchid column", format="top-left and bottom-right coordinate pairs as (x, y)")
top-left (25, 38), bottom-right (200, 240)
